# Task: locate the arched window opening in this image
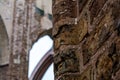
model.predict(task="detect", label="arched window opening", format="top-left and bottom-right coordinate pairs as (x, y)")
top-left (28, 35), bottom-right (54, 80)
top-left (42, 63), bottom-right (54, 80)
top-left (28, 0), bottom-right (53, 79)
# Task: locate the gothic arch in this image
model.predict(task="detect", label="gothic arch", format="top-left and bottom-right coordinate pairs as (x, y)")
top-left (28, 34), bottom-right (54, 79)
top-left (28, 0), bottom-right (53, 79)
top-left (29, 49), bottom-right (53, 80)
top-left (0, 16), bottom-right (9, 65)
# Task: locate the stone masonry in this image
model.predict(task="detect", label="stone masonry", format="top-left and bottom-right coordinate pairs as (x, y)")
top-left (0, 0), bottom-right (120, 80)
top-left (53, 0), bottom-right (120, 80)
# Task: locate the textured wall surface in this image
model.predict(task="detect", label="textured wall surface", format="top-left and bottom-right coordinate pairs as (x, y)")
top-left (0, 0), bottom-right (14, 39)
top-left (53, 0), bottom-right (120, 80)
top-left (0, 16), bottom-right (9, 65)
top-left (0, 0), bottom-right (53, 80)
top-left (0, 0), bottom-right (120, 80)
top-left (8, 0), bottom-right (29, 79)
top-left (0, 65), bottom-right (9, 80)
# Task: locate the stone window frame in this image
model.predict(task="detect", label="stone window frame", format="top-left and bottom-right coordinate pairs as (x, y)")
top-left (29, 49), bottom-right (53, 80)
top-left (29, 0), bottom-right (53, 79)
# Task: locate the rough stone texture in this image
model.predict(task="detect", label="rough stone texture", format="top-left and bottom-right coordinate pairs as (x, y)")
top-left (8, 0), bottom-right (29, 79)
top-left (0, 0), bottom-right (120, 80)
top-left (8, 0), bottom-right (52, 79)
top-left (0, 65), bottom-right (9, 80)
top-left (0, 0), bottom-right (53, 79)
top-left (53, 0), bottom-right (120, 80)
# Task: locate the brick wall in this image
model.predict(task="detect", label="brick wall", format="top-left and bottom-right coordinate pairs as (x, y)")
top-left (53, 0), bottom-right (120, 80)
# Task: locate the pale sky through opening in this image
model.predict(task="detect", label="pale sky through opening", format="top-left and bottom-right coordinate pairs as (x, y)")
top-left (28, 35), bottom-right (54, 79)
top-left (42, 63), bottom-right (54, 80)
